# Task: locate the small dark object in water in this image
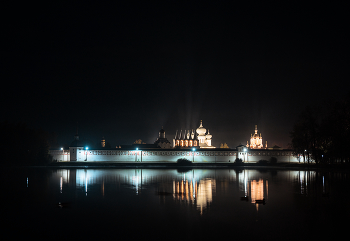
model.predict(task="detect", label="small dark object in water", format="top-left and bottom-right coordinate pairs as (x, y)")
top-left (240, 196), bottom-right (249, 201)
top-left (255, 199), bottom-right (266, 205)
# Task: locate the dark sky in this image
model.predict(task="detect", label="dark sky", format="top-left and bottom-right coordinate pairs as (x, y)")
top-left (2, 2), bottom-right (349, 148)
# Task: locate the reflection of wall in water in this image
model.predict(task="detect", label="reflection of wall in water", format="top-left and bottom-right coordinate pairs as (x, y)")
top-left (294, 170), bottom-right (317, 195)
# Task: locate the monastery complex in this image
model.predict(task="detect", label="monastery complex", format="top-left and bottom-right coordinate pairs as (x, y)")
top-left (50, 121), bottom-right (299, 163)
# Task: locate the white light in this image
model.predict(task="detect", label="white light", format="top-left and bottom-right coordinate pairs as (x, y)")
top-left (86, 147), bottom-right (88, 150)
top-left (193, 148), bottom-right (195, 151)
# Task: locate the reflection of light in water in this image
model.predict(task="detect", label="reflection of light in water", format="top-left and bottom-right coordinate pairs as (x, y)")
top-left (172, 175), bottom-right (216, 215)
top-left (197, 179), bottom-right (215, 215)
top-left (251, 179), bottom-right (264, 203)
top-left (131, 169), bottom-right (143, 195)
top-left (85, 174), bottom-right (88, 196)
top-left (296, 171), bottom-right (316, 195)
top-left (76, 169), bottom-right (91, 196)
top-left (300, 172), bottom-right (304, 194)
top-left (132, 176), bottom-right (140, 195)
top-left (250, 179), bottom-right (265, 211)
top-left (27, 177), bottom-right (28, 188)
top-left (57, 169), bottom-right (70, 185)
top-left (60, 177), bottom-right (62, 193)
top-left (323, 176), bottom-right (325, 194)
top-left (192, 178), bottom-right (196, 201)
top-left (238, 170), bottom-right (250, 199)
top-left (173, 179), bottom-right (196, 202)
top-left (244, 171), bottom-right (249, 198)
top-left (266, 180), bottom-right (268, 199)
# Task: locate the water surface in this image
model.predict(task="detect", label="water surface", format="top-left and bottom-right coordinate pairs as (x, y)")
top-left (2, 168), bottom-right (349, 240)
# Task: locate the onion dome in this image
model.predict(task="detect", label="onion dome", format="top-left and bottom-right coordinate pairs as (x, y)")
top-left (206, 129), bottom-right (212, 139)
top-left (196, 120), bottom-right (206, 135)
top-left (252, 125), bottom-right (260, 138)
top-left (159, 126), bottom-right (165, 139)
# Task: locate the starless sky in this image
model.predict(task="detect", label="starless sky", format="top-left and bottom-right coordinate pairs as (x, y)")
top-left (2, 2), bottom-right (349, 148)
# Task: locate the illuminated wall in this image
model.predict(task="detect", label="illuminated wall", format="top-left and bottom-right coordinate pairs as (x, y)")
top-left (50, 148), bottom-right (299, 163)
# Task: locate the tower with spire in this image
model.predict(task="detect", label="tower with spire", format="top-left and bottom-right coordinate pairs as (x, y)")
top-left (69, 122), bottom-right (84, 161)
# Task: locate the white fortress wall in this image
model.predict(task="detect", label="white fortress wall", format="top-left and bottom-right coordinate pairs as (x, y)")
top-left (50, 149), bottom-right (299, 163)
top-left (50, 150), bottom-right (70, 162)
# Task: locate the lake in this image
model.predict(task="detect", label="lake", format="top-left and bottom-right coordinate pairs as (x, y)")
top-left (2, 167), bottom-right (349, 240)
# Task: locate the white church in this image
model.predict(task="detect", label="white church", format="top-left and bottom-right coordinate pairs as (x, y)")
top-left (172, 120), bottom-right (214, 148)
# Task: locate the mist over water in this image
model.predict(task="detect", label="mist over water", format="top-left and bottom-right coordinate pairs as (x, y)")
top-left (2, 168), bottom-right (349, 240)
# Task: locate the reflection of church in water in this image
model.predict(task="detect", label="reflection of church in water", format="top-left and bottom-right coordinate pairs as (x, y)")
top-left (173, 120), bottom-right (215, 148)
top-left (250, 179), bottom-right (268, 210)
top-left (172, 178), bottom-right (215, 215)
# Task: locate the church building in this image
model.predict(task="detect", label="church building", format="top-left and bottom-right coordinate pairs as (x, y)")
top-left (154, 127), bottom-right (171, 148)
top-left (173, 120), bottom-right (215, 148)
top-left (246, 125), bottom-right (267, 149)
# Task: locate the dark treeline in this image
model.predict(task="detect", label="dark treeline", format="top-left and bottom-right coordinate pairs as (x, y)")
top-left (0, 121), bottom-right (52, 166)
top-left (290, 92), bottom-right (350, 164)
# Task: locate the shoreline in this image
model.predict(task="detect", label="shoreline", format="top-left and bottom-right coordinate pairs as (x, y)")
top-left (6, 162), bottom-right (349, 170)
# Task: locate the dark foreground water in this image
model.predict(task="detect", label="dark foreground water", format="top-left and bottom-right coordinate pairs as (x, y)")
top-left (2, 167), bottom-right (349, 240)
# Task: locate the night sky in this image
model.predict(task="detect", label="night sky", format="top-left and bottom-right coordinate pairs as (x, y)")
top-left (2, 2), bottom-right (349, 149)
